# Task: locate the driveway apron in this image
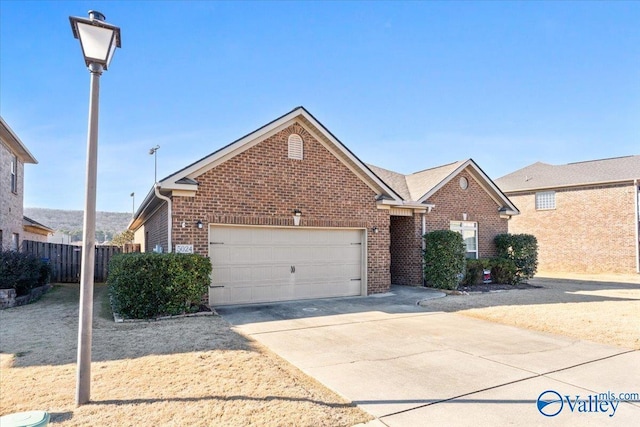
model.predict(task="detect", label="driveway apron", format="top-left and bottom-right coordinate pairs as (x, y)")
top-left (217, 286), bottom-right (640, 426)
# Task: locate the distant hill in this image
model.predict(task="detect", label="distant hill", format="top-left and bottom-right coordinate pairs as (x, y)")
top-left (24, 207), bottom-right (132, 243)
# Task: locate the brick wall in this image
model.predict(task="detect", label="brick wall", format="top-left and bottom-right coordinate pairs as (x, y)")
top-left (143, 203), bottom-right (168, 253)
top-left (171, 123), bottom-right (391, 294)
top-left (390, 215), bottom-right (423, 285)
top-left (389, 167), bottom-right (509, 287)
top-left (0, 141), bottom-right (24, 251)
top-left (424, 168), bottom-right (509, 258)
top-left (506, 183), bottom-right (638, 274)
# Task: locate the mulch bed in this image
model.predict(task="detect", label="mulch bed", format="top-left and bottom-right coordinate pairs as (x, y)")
top-left (458, 283), bottom-right (543, 293)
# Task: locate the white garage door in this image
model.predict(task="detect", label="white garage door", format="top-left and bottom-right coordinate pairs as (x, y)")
top-left (209, 225), bottom-right (364, 305)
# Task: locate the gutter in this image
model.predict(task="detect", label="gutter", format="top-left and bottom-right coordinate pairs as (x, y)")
top-left (154, 183), bottom-right (172, 253)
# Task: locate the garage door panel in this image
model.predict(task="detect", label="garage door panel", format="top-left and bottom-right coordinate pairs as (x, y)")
top-left (209, 226), bottom-right (364, 305)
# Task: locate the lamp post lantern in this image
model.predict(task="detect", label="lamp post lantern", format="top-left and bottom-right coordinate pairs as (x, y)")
top-left (69, 10), bottom-right (121, 406)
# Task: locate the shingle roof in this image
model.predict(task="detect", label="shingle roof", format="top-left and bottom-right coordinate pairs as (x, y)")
top-left (23, 216), bottom-right (53, 233)
top-left (405, 161), bottom-right (467, 201)
top-left (368, 159), bottom-right (519, 214)
top-left (368, 161), bottom-right (467, 201)
top-left (495, 155), bottom-right (640, 193)
top-left (366, 164), bottom-right (411, 200)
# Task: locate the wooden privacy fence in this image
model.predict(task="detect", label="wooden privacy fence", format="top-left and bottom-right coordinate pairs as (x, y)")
top-left (21, 241), bottom-right (122, 283)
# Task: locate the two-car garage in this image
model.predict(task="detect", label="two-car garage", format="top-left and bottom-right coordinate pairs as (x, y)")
top-left (208, 225), bottom-right (366, 306)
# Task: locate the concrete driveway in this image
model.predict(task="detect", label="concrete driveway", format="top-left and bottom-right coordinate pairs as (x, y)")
top-left (218, 286), bottom-right (640, 426)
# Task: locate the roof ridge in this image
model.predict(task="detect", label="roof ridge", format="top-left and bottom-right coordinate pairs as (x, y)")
top-left (409, 160), bottom-right (464, 175)
top-left (566, 155), bottom-right (637, 165)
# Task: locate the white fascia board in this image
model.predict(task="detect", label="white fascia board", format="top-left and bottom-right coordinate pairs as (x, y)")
top-left (416, 160), bottom-right (520, 214)
top-left (503, 179), bottom-right (637, 194)
top-left (158, 182), bottom-right (198, 191)
top-left (159, 107), bottom-right (402, 204)
top-left (416, 160), bottom-right (472, 204)
top-left (159, 109), bottom-right (306, 186)
top-left (0, 117), bottom-right (37, 164)
top-left (296, 111), bottom-right (403, 202)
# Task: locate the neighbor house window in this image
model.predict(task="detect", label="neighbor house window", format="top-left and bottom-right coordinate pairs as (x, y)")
top-left (11, 233), bottom-right (19, 251)
top-left (535, 191), bottom-right (556, 210)
top-left (450, 221), bottom-right (478, 259)
top-left (10, 155), bottom-right (18, 193)
top-left (288, 134), bottom-right (303, 160)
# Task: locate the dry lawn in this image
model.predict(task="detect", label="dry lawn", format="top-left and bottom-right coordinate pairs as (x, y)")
top-left (0, 284), bottom-right (371, 426)
top-left (424, 273), bottom-right (640, 350)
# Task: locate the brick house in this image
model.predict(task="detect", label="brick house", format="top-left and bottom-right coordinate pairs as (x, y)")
top-left (495, 156), bottom-right (640, 274)
top-left (130, 107), bottom-right (518, 305)
top-left (0, 117), bottom-right (39, 251)
top-left (369, 160), bottom-right (519, 285)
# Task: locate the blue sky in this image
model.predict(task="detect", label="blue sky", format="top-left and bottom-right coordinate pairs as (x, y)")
top-left (1, 1), bottom-right (638, 214)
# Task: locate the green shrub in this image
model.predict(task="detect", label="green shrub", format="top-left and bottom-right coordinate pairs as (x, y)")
top-left (489, 257), bottom-right (518, 285)
top-left (108, 252), bottom-right (212, 319)
top-left (423, 230), bottom-right (466, 290)
top-left (494, 234), bottom-right (538, 284)
top-left (0, 250), bottom-right (49, 296)
top-left (462, 259), bottom-right (491, 285)
top-left (463, 257), bottom-right (519, 285)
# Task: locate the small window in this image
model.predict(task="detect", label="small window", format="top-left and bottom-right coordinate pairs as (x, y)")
top-left (450, 221), bottom-right (478, 259)
top-left (459, 176), bottom-right (468, 190)
top-left (11, 233), bottom-right (19, 251)
top-left (288, 134), bottom-right (303, 160)
top-left (10, 155), bottom-right (18, 193)
top-left (535, 191), bottom-right (556, 210)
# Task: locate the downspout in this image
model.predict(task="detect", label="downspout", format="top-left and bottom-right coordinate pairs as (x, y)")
top-left (154, 183), bottom-right (172, 253)
top-left (422, 212), bottom-right (426, 285)
top-left (635, 179), bottom-right (639, 273)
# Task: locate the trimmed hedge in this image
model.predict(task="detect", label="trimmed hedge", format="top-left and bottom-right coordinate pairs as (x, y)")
top-left (423, 230), bottom-right (466, 290)
top-left (108, 252), bottom-right (212, 319)
top-left (0, 250), bottom-right (51, 296)
top-left (494, 234), bottom-right (538, 284)
top-left (462, 258), bottom-right (518, 285)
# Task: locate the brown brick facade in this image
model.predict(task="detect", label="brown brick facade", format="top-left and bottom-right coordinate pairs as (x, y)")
top-left (144, 203), bottom-right (168, 253)
top-left (170, 123), bottom-right (391, 294)
top-left (389, 168), bottom-right (510, 286)
top-left (424, 169), bottom-right (509, 258)
top-left (506, 183), bottom-right (638, 274)
top-left (390, 215), bottom-right (423, 285)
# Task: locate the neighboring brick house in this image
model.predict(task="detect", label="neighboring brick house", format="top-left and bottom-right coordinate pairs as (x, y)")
top-left (496, 156), bottom-right (640, 275)
top-left (130, 107), bottom-right (518, 305)
top-left (0, 117), bottom-right (38, 251)
top-left (369, 160), bottom-right (519, 285)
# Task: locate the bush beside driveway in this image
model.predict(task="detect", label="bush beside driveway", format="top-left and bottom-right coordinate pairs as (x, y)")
top-left (0, 284), bottom-right (371, 426)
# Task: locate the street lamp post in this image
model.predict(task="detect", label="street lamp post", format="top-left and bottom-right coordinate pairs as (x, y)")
top-left (149, 145), bottom-right (160, 183)
top-left (130, 192), bottom-right (135, 217)
top-left (69, 10), bottom-right (121, 406)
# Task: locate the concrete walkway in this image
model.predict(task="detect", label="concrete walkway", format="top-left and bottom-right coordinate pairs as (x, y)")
top-left (218, 286), bottom-right (640, 426)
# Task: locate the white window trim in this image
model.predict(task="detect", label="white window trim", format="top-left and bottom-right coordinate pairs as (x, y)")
top-left (287, 134), bottom-right (303, 160)
top-left (450, 221), bottom-right (478, 259)
top-left (10, 155), bottom-right (18, 194)
top-left (535, 191), bottom-right (556, 210)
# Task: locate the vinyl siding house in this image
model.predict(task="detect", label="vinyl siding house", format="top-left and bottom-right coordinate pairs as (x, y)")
top-left (0, 117), bottom-right (38, 251)
top-left (130, 107), bottom-right (519, 305)
top-left (495, 156), bottom-right (640, 274)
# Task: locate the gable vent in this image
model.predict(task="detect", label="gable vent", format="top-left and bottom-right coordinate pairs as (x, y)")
top-left (288, 134), bottom-right (303, 160)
